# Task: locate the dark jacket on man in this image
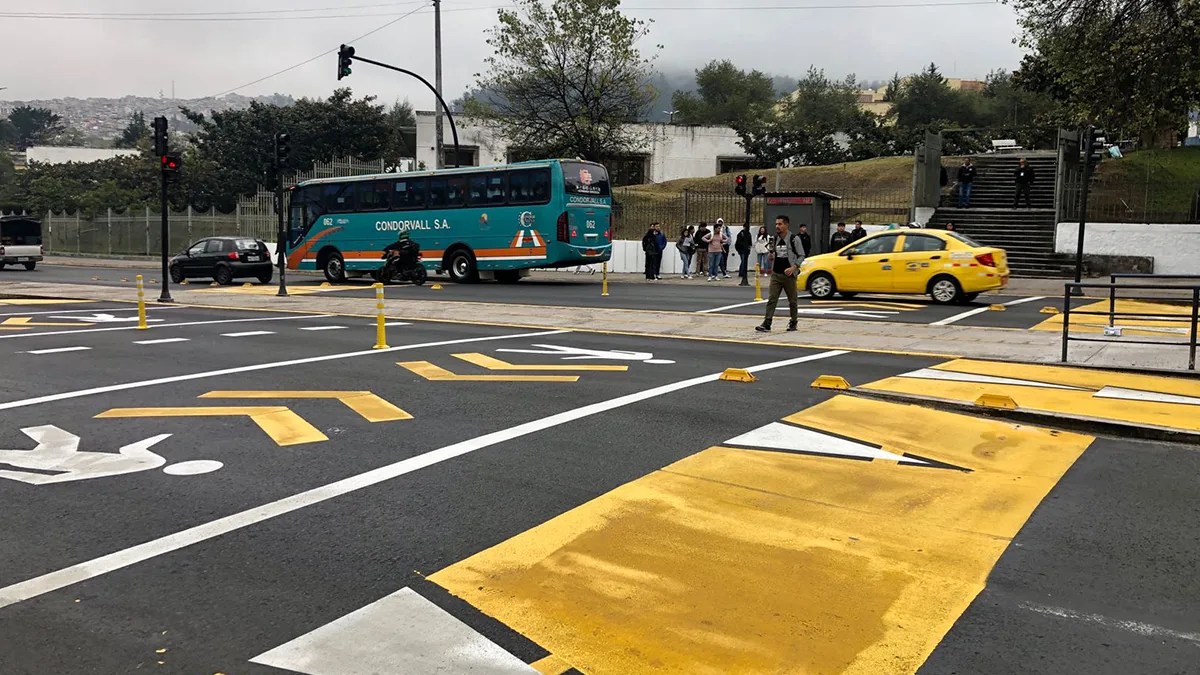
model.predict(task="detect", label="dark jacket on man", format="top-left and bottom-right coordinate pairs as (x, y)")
top-left (957, 164), bottom-right (977, 184)
top-left (735, 228), bottom-right (752, 255)
top-left (830, 230), bottom-right (853, 251)
top-left (1014, 165), bottom-right (1036, 185)
top-left (642, 231), bottom-right (659, 255)
top-left (850, 225), bottom-right (868, 242)
top-left (798, 231), bottom-right (812, 256)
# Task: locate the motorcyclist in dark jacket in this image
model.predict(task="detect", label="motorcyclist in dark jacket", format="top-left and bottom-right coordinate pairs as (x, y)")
top-left (382, 231), bottom-right (419, 276)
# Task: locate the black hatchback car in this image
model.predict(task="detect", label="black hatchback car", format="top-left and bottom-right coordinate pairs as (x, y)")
top-left (169, 236), bottom-right (274, 285)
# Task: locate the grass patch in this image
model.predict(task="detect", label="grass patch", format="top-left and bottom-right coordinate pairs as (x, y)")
top-left (1091, 148), bottom-right (1200, 220)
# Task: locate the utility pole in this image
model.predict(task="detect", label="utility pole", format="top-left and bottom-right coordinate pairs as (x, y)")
top-left (152, 116), bottom-right (175, 303)
top-left (274, 132), bottom-right (291, 297)
top-left (433, 0), bottom-right (444, 169)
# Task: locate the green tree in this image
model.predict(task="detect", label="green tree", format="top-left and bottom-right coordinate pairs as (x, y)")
top-left (671, 60), bottom-right (778, 126)
top-left (468, 0), bottom-right (658, 161)
top-left (382, 99), bottom-right (417, 169)
top-left (6, 106), bottom-right (66, 149)
top-left (115, 112), bottom-right (150, 149)
top-left (1010, 0), bottom-right (1200, 146)
top-left (734, 68), bottom-right (860, 166)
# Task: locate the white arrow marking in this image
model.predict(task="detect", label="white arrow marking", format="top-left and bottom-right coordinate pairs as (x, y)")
top-left (0, 426), bottom-right (172, 485)
top-left (725, 422), bottom-right (928, 465)
top-left (796, 307), bottom-right (900, 319)
top-left (497, 344), bottom-right (661, 362)
top-left (49, 313), bottom-right (163, 324)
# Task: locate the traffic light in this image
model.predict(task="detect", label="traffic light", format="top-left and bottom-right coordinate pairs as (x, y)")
top-left (274, 132), bottom-right (291, 168)
top-left (161, 153), bottom-right (182, 183)
top-left (734, 174), bottom-right (746, 196)
top-left (152, 116), bottom-right (168, 156)
top-left (337, 44), bottom-right (355, 80)
top-left (1085, 126), bottom-right (1107, 172)
top-left (752, 174), bottom-right (766, 196)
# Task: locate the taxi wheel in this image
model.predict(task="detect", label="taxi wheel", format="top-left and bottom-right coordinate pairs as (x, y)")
top-left (929, 276), bottom-right (963, 305)
top-left (807, 272), bottom-right (836, 299)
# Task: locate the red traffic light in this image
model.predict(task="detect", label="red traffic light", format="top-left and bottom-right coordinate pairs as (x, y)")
top-left (160, 156), bottom-right (179, 170)
top-left (734, 173), bottom-right (747, 196)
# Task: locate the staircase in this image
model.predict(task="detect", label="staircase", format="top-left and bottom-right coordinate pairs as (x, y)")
top-left (929, 153), bottom-right (1068, 277)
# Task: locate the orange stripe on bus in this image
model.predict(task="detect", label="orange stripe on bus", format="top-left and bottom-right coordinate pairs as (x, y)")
top-left (287, 226), bottom-right (341, 268)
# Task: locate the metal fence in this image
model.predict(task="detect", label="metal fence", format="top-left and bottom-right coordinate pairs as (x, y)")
top-left (1060, 178), bottom-right (1200, 223)
top-left (611, 188), bottom-right (911, 239)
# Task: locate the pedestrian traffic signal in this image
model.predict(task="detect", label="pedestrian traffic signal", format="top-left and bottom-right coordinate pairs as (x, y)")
top-left (752, 174), bottom-right (766, 196)
top-left (274, 132), bottom-right (291, 167)
top-left (337, 44), bottom-right (355, 80)
top-left (161, 153), bottom-right (182, 182)
top-left (734, 174), bottom-right (747, 196)
top-left (152, 116), bottom-right (168, 156)
top-left (1086, 126), bottom-right (1107, 171)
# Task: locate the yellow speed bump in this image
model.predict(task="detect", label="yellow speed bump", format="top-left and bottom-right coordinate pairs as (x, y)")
top-left (988, 304), bottom-right (1006, 311)
top-left (320, 281), bottom-right (332, 287)
top-left (719, 368), bottom-right (756, 383)
top-left (199, 391), bottom-right (412, 422)
top-left (1040, 306), bottom-right (1059, 314)
top-left (811, 375), bottom-right (850, 390)
top-left (453, 353), bottom-right (628, 372)
top-left (180, 280), bottom-right (189, 285)
top-left (975, 393), bottom-right (1018, 409)
top-left (95, 406), bottom-right (327, 446)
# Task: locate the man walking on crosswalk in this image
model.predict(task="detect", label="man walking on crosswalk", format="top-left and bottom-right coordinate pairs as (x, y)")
top-left (757, 214), bottom-right (805, 332)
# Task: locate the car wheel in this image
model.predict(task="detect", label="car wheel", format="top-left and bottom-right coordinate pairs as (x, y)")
top-left (257, 270), bottom-right (273, 285)
top-left (929, 276), bottom-right (963, 305)
top-left (214, 265), bottom-right (234, 286)
top-left (960, 292), bottom-right (980, 304)
top-left (169, 265), bottom-right (185, 284)
top-left (807, 272), bottom-right (836, 299)
top-left (495, 269), bottom-right (521, 284)
top-left (323, 251), bottom-right (346, 283)
top-left (838, 291), bottom-right (857, 299)
top-left (23, 261), bottom-right (36, 271)
top-left (447, 250), bottom-right (478, 284)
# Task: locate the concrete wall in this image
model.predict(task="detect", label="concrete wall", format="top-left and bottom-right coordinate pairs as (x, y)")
top-left (415, 111), bottom-right (749, 183)
top-left (26, 146), bottom-right (140, 164)
top-left (1055, 222), bottom-right (1200, 274)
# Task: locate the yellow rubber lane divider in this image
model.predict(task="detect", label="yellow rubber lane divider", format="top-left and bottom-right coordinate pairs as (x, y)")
top-left (452, 353), bottom-right (628, 372)
top-left (988, 304), bottom-right (1006, 311)
top-left (95, 406), bottom-right (327, 446)
top-left (399, 361), bottom-right (579, 382)
top-left (529, 655), bottom-right (573, 675)
top-left (0, 317), bottom-right (92, 330)
top-left (430, 395), bottom-right (1092, 675)
top-left (811, 374), bottom-right (851, 390)
top-left (1040, 306), bottom-right (1059, 314)
top-left (718, 367), bottom-right (756, 382)
top-left (861, 358), bottom-right (1200, 433)
top-left (975, 393), bottom-right (1018, 409)
top-left (430, 283), bottom-right (443, 290)
top-left (198, 391), bottom-right (412, 423)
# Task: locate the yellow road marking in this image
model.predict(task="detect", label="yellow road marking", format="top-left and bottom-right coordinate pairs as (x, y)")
top-left (430, 397), bottom-right (1092, 675)
top-left (0, 316), bottom-right (93, 329)
top-left (1032, 299), bottom-right (1195, 337)
top-left (398, 361), bottom-right (580, 382)
top-left (95, 406), bottom-right (327, 446)
top-left (453, 353), bottom-right (628, 372)
top-left (198, 390), bottom-right (412, 422)
top-left (861, 358), bottom-right (1200, 432)
top-left (529, 655), bottom-right (572, 675)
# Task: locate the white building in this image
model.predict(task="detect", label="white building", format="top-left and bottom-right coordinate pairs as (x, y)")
top-left (414, 110), bottom-right (751, 184)
top-left (25, 146), bottom-right (140, 165)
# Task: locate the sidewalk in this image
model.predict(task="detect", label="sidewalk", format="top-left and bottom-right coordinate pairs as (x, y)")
top-left (5, 279), bottom-right (1196, 373)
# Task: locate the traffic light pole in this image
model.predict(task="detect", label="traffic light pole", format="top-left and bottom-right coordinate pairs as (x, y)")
top-left (276, 172), bottom-right (288, 298)
top-left (157, 167), bottom-right (172, 303)
top-left (342, 53), bottom-right (461, 167)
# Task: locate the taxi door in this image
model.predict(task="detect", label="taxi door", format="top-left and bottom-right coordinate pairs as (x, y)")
top-left (890, 233), bottom-right (948, 293)
top-left (835, 233), bottom-right (902, 292)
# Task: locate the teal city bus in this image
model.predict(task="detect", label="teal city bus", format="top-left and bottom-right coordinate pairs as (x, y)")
top-left (285, 159), bottom-right (613, 283)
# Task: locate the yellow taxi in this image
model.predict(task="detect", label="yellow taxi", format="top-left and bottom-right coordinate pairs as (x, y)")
top-left (797, 228), bottom-right (1009, 304)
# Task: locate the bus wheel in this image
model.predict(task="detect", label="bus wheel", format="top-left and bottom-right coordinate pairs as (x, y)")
top-left (447, 250), bottom-right (478, 284)
top-left (495, 270), bottom-right (521, 284)
top-left (323, 251), bottom-right (346, 283)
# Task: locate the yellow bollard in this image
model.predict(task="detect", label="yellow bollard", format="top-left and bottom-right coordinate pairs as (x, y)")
top-left (135, 275), bottom-right (148, 330)
top-left (372, 282), bottom-right (389, 349)
top-left (754, 264), bottom-right (763, 302)
top-left (601, 262), bottom-right (609, 297)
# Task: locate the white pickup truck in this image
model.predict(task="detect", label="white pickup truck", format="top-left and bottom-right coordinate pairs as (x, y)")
top-left (0, 216), bottom-right (44, 271)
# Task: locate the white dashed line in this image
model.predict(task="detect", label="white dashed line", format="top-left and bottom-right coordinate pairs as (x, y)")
top-left (25, 346), bottom-right (92, 355)
top-left (383, 322), bottom-right (412, 327)
top-left (222, 331), bottom-right (275, 338)
top-left (299, 326), bottom-right (347, 331)
top-left (133, 338), bottom-right (191, 345)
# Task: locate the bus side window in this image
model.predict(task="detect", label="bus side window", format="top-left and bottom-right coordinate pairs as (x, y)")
top-left (393, 178), bottom-right (426, 210)
top-left (358, 182), bottom-right (391, 211)
top-left (467, 175), bottom-right (488, 206)
top-left (327, 183), bottom-right (357, 213)
top-left (431, 177), bottom-right (466, 208)
top-left (485, 174), bottom-right (506, 205)
top-left (509, 169), bottom-right (550, 205)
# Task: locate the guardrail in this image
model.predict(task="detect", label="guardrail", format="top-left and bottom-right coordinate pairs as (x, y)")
top-left (1106, 273), bottom-right (1200, 327)
top-left (1062, 280), bottom-right (1200, 370)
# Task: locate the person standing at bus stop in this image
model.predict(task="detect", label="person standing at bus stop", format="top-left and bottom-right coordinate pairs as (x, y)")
top-left (642, 225), bottom-right (661, 280)
top-left (694, 222), bottom-right (710, 277)
top-left (703, 223), bottom-right (726, 282)
top-left (757, 214), bottom-right (804, 332)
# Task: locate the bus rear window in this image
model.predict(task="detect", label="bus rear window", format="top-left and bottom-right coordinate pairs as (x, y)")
top-left (561, 162), bottom-right (610, 197)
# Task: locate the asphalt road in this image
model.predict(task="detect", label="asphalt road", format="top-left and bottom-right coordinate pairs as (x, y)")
top-left (10, 262), bottom-right (1086, 329)
top-left (0, 298), bottom-right (1196, 675)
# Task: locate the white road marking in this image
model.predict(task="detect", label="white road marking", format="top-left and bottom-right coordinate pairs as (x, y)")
top-left (896, 367), bottom-right (1089, 390)
top-left (221, 331), bottom-right (276, 338)
top-left (383, 321), bottom-right (411, 327)
top-left (133, 338), bottom-right (191, 345)
top-left (0, 306), bottom-right (184, 318)
top-left (1019, 601), bottom-right (1200, 645)
top-left (0, 426), bottom-right (172, 485)
top-left (696, 299), bottom-right (767, 314)
top-left (251, 587), bottom-right (539, 675)
top-left (162, 460), bottom-right (223, 476)
top-left (724, 421), bottom-right (927, 465)
top-left (0, 314), bottom-right (328, 341)
top-left (1093, 386), bottom-right (1200, 407)
top-left (24, 346), bottom-right (92, 355)
top-left (299, 326), bottom-right (347, 331)
top-left (0, 347), bottom-right (844, 608)
top-left (0, 329), bottom-right (567, 413)
top-left (929, 295), bottom-right (1047, 326)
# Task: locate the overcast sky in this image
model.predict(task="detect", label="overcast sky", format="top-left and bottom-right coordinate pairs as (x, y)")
top-left (1, 0), bottom-right (1026, 109)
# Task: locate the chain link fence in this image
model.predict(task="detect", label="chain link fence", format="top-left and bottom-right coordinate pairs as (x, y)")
top-left (611, 188), bottom-right (911, 239)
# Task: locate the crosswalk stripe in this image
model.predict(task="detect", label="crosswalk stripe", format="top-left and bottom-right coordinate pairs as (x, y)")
top-left (133, 338), bottom-right (190, 345)
top-left (25, 346), bottom-right (91, 355)
top-left (221, 331), bottom-right (275, 338)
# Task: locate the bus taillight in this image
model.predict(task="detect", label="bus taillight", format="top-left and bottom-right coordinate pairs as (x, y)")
top-left (556, 212), bottom-right (569, 242)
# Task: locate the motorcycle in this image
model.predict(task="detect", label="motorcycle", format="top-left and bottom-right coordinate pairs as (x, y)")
top-left (377, 242), bottom-right (428, 286)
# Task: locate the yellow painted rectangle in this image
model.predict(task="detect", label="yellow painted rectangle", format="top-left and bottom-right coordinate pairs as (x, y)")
top-left (198, 391), bottom-right (412, 423)
top-left (861, 359), bottom-right (1200, 432)
top-left (1032, 299), bottom-right (1195, 337)
top-left (453, 353), bottom-right (628, 372)
top-left (430, 397), bottom-right (1092, 675)
top-left (95, 406), bottom-right (327, 446)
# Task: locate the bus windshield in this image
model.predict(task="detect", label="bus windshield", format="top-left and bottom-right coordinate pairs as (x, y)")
top-left (561, 162), bottom-right (610, 197)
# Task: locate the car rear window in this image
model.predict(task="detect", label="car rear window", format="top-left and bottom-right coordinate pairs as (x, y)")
top-left (947, 232), bottom-right (983, 248)
top-left (235, 239), bottom-right (263, 251)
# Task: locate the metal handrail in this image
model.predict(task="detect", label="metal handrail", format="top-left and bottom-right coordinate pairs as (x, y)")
top-left (1106, 274), bottom-right (1200, 327)
top-left (1062, 281), bottom-right (1200, 370)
